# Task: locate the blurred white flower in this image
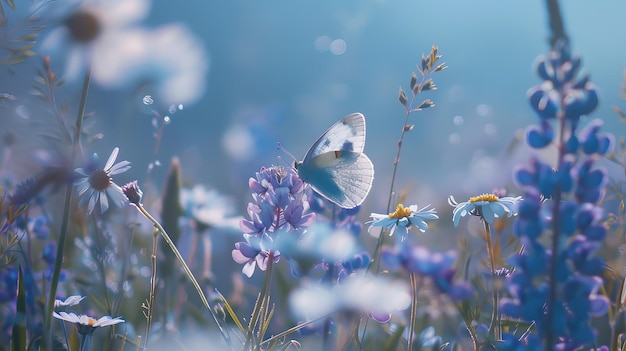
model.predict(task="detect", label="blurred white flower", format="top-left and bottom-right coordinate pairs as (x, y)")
top-left (40, 0), bottom-right (150, 80)
top-left (91, 23), bottom-right (209, 106)
top-left (289, 275), bottom-right (410, 321)
top-left (180, 185), bottom-right (240, 230)
top-left (54, 295), bottom-right (86, 308)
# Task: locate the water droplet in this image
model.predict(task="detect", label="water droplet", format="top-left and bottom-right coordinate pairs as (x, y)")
top-left (476, 104), bottom-right (492, 117)
top-left (453, 115), bottom-right (464, 126)
top-left (178, 104), bottom-right (184, 111)
top-left (315, 35), bottom-right (332, 52)
top-left (449, 133), bottom-right (461, 144)
top-left (163, 116), bottom-right (171, 124)
top-left (168, 104), bottom-right (177, 114)
top-left (330, 39), bottom-right (346, 55)
top-left (484, 123), bottom-right (497, 135)
top-left (154, 160), bottom-right (161, 166)
top-left (143, 95), bottom-right (154, 105)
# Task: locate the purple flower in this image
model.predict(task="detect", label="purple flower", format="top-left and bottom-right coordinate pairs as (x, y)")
top-left (233, 166), bottom-right (315, 277)
top-left (232, 233), bottom-right (280, 278)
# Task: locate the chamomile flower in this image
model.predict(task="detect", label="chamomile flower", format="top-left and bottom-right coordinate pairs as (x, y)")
top-left (368, 204), bottom-right (438, 237)
top-left (74, 147), bottom-right (131, 214)
top-left (54, 295), bottom-right (85, 308)
top-left (53, 311), bottom-right (124, 336)
top-left (448, 193), bottom-right (522, 227)
top-left (40, 0), bottom-right (150, 80)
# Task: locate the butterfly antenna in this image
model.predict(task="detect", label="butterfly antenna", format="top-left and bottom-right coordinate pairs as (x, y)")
top-left (276, 142), bottom-right (297, 165)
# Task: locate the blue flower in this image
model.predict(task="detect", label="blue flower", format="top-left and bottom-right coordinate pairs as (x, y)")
top-left (448, 194), bottom-right (522, 227)
top-left (74, 147), bottom-right (131, 214)
top-left (368, 204), bottom-right (438, 237)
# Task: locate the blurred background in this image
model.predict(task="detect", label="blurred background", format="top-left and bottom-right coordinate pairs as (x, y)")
top-left (4, 0), bottom-right (626, 217)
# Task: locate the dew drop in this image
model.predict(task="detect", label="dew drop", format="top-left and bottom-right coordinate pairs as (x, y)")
top-left (169, 104), bottom-right (177, 114)
top-left (143, 95), bottom-right (154, 105)
top-left (449, 133), bottom-right (461, 144)
top-left (330, 39), bottom-right (346, 55)
top-left (453, 115), bottom-right (464, 126)
top-left (484, 123), bottom-right (497, 135)
top-left (163, 116), bottom-right (171, 124)
top-left (178, 104), bottom-right (184, 111)
top-left (476, 104), bottom-right (492, 117)
top-left (315, 35), bottom-right (332, 52)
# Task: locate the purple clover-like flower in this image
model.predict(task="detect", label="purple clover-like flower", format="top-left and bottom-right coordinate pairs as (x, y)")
top-left (233, 166), bottom-right (315, 277)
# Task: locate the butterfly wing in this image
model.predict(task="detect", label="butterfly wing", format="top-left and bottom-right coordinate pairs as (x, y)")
top-left (297, 113), bottom-right (374, 208)
top-left (302, 113), bottom-right (366, 164)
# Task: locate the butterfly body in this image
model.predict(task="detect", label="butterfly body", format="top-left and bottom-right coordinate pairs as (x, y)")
top-left (295, 113), bottom-right (374, 209)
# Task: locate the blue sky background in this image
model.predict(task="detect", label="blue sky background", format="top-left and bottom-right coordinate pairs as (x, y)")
top-left (7, 0), bottom-right (626, 215)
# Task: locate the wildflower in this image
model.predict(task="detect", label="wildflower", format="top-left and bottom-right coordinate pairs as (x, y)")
top-left (233, 167), bottom-right (315, 277)
top-left (91, 24), bottom-right (209, 106)
top-left (179, 185), bottom-right (240, 230)
top-left (121, 180), bottom-right (143, 206)
top-left (289, 275), bottom-right (410, 322)
top-left (52, 311), bottom-right (124, 336)
top-left (74, 147), bottom-right (131, 214)
top-left (368, 204), bottom-right (438, 237)
top-left (382, 245), bottom-right (472, 301)
top-left (54, 295), bottom-right (85, 308)
top-left (231, 233), bottom-right (280, 278)
top-left (448, 194), bottom-right (521, 227)
top-left (40, 0), bottom-right (149, 80)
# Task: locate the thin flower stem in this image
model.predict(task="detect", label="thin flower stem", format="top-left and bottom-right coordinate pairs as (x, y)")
top-left (244, 253), bottom-right (275, 351)
top-left (408, 272), bottom-right (419, 351)
top-left (133, 203), bottom-right (232, 350)
top-left (323, 263), bottom-right (337, 350)
top-left (483, 220), bottom-right (501, 341)
top-left (144, 230), bottom-right (158, 351)
top-left (44, 68), bottom-right (91, 351)
top-left (258, 314), bottom-right (332, 348)
top-left (361, 52), bottom-right (442, 351)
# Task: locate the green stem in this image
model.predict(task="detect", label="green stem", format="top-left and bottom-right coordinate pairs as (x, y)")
top-left (134, 204), bottom-right (232, 349)
top-left (44, 68), bottom-right (91, 351)
top-left (144, 230), bottom-right (158, 350)
top-left (243, 253), bottom-right (275, 351)
top-left (483, 220), bottom-right (500, 341)
top-left (407, 273), bottom-right (419, 351)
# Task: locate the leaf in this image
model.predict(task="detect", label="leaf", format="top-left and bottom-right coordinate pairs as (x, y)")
top-left (159, 157), bottom-right (184, 281)
top-left (10, 266), bottom-right (26, 351)
top-left (398, 86), bottom-right (408, 107)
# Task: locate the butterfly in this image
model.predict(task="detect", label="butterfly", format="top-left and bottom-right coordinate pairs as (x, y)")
top-left (294, 113), bottom-right (374, 209)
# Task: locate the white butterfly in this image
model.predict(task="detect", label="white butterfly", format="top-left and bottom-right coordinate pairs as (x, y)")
top-left (294, 113), bottom-right (374, 209)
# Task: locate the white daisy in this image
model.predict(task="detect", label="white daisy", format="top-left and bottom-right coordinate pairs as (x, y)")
top-left (53, 311), bottom-right (124, 336)
top-left (74, 147), bottom-right (131, 214)
top-left (54, 295), bottom-right (86, 308)
top-left (40, 0), bottom-right (150, 80)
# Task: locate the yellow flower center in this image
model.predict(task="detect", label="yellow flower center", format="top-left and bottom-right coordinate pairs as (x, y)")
top-left (388, 204), bottom-right (412, 219)
top-left (469, 193), bottom-right (499, 203)
top-left (86, 317), bottom-right (97, 326)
